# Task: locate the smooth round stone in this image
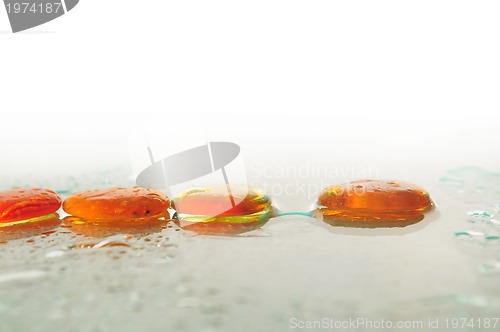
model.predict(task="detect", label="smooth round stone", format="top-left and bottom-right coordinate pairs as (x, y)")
top-left (173, 185), bottom-right (272, 234)
top-left (173, 185), bottom-right (271, 216)
top-left (0, 188), bottom-right (62, 224)
top-left (318, 180), bottom-right (433, 227)
top-left (63, 187), bottom-right (170, 222)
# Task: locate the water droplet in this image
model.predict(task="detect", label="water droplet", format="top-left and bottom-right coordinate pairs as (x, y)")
top-left (467, 211), bottom-right (493, 218)
top-left (455, 230), bottom-right (483, 239)
top-left (455, 230), bottom-right (500, 250)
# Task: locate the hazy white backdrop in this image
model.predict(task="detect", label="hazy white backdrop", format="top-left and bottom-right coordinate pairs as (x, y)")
top-left (1, 0), bottom-right (499, 199)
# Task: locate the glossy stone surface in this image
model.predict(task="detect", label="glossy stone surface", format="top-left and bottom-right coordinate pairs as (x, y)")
top-left (318, 180), bottom-right (432, 227)
top-left (63, 187), bottom-right (170, 221)
top-left (0, 188), bottom-right (62, 224)
top-left (173, 185), bottom-right (272, 234)
top-left (173, 185), bottom-right (270, 216)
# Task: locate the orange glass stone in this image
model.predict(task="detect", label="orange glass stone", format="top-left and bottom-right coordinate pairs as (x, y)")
top-left (173, 185), bottom-right (270, 217)
top-left (318, 180), bottom-right (433, 227)
top-left (63, 187), bottom-right (170, 222)
top-left (0, 188), bottom-right (62, 224)
top-left (173, 185), bottom-right (272, 235)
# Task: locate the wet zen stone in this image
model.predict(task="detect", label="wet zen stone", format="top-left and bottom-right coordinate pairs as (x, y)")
top-left (0, 188), bottom-right (62, 224)
top-left (173, 185), bottom-right (272, 234)
top-left (63, 187), bottom-right (170, 222)
top-left (318, 180), bottom-right (433, 227)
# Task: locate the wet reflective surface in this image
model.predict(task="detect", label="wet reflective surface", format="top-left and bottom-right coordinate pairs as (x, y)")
top-left (0, 167), bottom-right (499, 331)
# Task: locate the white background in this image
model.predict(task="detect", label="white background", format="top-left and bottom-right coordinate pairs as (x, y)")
top-left (0, 0), bottom-right (499, 189)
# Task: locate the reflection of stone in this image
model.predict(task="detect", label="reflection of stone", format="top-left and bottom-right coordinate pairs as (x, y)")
top-left (174, 211), bottom-right (271, 235)
top-left (0, 213), bottom-right (61, 242)
top-left (320, 209), bottom-right (425, 228)
top-left (62, 215), bottom-right (167, 238)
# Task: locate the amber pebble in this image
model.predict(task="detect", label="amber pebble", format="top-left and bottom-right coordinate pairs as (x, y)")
top-left (63, 187), bottom-right (170, 222)
top-left (173, 185), bottom-right (272, 234)
top-left (318, 180), bottom-right (432, 227)
top-left (0, 188), bottom-right (62, 223)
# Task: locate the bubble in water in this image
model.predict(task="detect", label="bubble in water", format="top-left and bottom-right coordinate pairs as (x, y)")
top-left (468, 211), bottom-right (493, 218)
